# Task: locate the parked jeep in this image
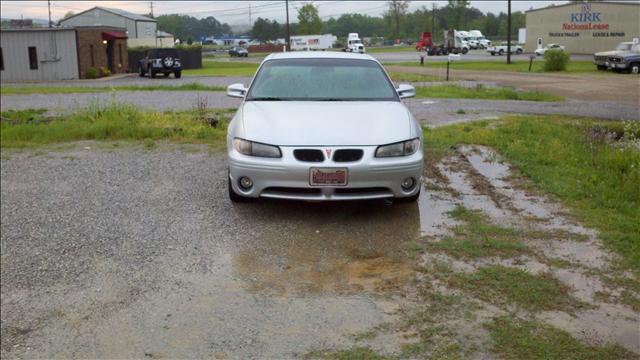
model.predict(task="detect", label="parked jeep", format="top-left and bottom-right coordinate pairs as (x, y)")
top-left (139, 48), bottom-right (182, 78)
top-left (594, 42), bottom-right (640, 73)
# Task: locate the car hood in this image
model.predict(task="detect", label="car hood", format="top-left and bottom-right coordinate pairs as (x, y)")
top-left (595, 50), bottom-right (623, 56)
top-left (239, 101), bottom-right (414, 146)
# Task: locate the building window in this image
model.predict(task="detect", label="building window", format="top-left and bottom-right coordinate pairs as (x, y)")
top-left (28, 46), bottom-right (38, 70)
top-left (0, 47), bottom-right (4, 71)
top-left (89, 45), bottom-right (95, 67)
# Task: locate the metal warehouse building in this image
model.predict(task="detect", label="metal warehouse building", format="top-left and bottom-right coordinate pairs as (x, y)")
top-left (1, 27), bottom-right (128, 81)
top-left (525, 1), bottom-right (640, 54)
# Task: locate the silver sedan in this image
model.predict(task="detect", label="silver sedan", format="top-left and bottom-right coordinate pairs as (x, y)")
top-left (226, 52), bottom-right (423, 202)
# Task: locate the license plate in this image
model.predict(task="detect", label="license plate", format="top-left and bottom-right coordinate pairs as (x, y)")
top-left (309, 167), bottom-right (348, 186)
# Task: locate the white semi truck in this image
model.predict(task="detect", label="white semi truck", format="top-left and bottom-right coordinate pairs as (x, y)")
top-left (345, 33), bottom-right (365, 53)
top-left (290, 34), bottom-right (337, 51)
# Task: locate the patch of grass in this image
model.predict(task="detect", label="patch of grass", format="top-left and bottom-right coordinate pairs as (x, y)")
top-left (183, 60), bottom-right (259, 77)
top-left (423, 115), bottom-right (640, 272)
top-left (1, 83), bottom-right (225, 95)
top-left (351, 322), bottom-right (391, 342)
top-left (0, 109), bottom-right (47, 122)
top-left (304, 347), bottom-right (386, 360)
top-left (486, 317), bottom-right (637, 359)
top-left (442, 265), bottom-right (583, 312)
top-left (394, 60), bottom-right (598, 73)
top-left (455, 109), bottom-right (466, 114)
top-left (387, 71), bottom-right (439, 83)
top-left (430, 205), bottom-right (527, 259)
top-left (415, 85), bottom-right (562, 101)
top-left (1, 104), bottom-right (233, 148)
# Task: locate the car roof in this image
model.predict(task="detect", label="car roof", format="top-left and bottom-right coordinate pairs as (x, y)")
top-left (264, 51), bottom-right (378, 63)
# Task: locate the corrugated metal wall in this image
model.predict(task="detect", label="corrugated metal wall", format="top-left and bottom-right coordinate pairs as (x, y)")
top-left (59, 8), bottom-right (147, 38)
top-left (0, 30), bottom-right (79, 81)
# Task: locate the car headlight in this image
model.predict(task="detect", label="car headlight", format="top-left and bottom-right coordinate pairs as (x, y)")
top-left (233, 138), bottom-right (281, 158)
top-left (375, 138), bottom-right (420, 157)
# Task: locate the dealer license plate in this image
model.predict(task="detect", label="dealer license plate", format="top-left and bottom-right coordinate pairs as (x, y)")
top-left (309, 168), bottom-right (348, 186)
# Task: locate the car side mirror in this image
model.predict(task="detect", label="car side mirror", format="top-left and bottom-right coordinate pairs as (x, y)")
top-left (227, 83), bottom-right (248, 98)
top-left (396, 84), bottom-right (416, 99)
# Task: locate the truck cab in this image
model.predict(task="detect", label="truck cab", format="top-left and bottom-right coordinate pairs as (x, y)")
top-left (346, 33), bottom-right (365, 53)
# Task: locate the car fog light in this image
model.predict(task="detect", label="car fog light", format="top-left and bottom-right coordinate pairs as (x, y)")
top-left (239, 176), bottom-right (253, 190)
top-left (401, 177), bottom-right (416, 191)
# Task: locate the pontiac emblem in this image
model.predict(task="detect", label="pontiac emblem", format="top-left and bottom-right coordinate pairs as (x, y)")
top-left (325, 148), bottom-right (332, 158)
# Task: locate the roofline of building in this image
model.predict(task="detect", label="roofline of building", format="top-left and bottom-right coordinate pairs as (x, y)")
top-left (526, 1), bottom-right (640, 13)
top-left (59, 6), bottom-right (156, 23)
top-left (1, 25), bottom-right (127, 33)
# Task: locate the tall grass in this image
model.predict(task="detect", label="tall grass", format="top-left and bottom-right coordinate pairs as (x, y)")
top-left (1, 103), bottom-right (231, 148)
top-left (415, 85), bottom-right (563, 101)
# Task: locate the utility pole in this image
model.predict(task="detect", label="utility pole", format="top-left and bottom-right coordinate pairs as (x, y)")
top-left (431, 3), bottom-right (436, 33)
top-left (285, 0), bottom-right (291, 51)
top-left (249, 2), bottom-right (252, 27)
top-left (149, 1), bottom-right (154, 18)
top-left (47, 0), bottom-right (52, 28)
top-left (507, 0), bottom-right (512, 64)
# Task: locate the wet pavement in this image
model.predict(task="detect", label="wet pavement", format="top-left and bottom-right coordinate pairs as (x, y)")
top-left (2, 143), bottom-right (638, 358)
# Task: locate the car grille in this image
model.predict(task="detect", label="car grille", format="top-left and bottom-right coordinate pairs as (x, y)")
top-left (595, 55), bottom-right (607, 62)
top-left (264, 187), bottom-right (321, 195)
top-left (333, 149), bottom-right (364, 162)
top-left (608, 56), bottom-right (622, 63)
top-left (335, 187), bottom-right (389, 194)
top-left (294, 149), bottom-right (324, 162)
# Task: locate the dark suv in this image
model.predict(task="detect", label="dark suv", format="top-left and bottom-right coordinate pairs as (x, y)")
top-left (139, 48), bottom-right (182, 78)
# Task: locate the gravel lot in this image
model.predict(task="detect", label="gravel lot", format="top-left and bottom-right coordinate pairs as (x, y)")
top-left (2, 144), bottom-right (637, 358)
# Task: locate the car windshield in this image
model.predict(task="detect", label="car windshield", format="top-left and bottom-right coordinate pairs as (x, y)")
top-left (246, 58), bottom-right (398, 101)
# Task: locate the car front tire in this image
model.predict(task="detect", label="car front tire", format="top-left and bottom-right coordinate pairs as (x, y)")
top-left (150, 69), bottom-right (156, 78)
top-left (139, 66), bottom-right (145, 77)
top-left (174, 70), bottom-right (182, 78)
top-left (516, 49), bottom-right (523, 54)
top-left (629, 63), bottom-right (639, 74)
top-left (498, 50), bottom-right (504, 56)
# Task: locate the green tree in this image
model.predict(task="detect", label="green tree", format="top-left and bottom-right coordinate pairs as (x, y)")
top-left (447, 0), bottom-right (470, 29)
top-left (251, 17), bottom-right (282, 42)
top-left (385, 0), bottom-right (409, 39)
top-left (297, 3), bottom-right (322, 35)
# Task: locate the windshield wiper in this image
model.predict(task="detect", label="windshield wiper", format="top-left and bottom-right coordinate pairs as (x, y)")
top-left (310, 98), bottom-right (348, 101)
top-left (248, 97), bottom-right (290, 101)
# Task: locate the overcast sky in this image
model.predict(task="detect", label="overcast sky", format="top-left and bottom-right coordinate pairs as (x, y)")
top-left (1, 1), bottom-right (568, 25)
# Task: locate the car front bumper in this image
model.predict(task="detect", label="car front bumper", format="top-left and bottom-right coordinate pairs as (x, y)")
top-left (228, 144), bottom-right (423, 201)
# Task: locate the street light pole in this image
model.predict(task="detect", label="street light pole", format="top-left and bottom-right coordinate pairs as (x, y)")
top-left (48, 0), bottom-right (52, 28)
top-left (507, 0), bottom-right (512, 64)
top-left (285, 0), bottom-right (291, 51)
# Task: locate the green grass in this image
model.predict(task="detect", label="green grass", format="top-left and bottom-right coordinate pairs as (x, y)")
top-left (423, 116), bottom-right (640, 271)
top-left (0, 104), bottom-right (232, 148)
top-left (415, 85), bottom-right (563, 101)
top-left (183, 60), bottom-right (259, 77)
top-left (443, 265), bottom-right (583, 312)
top-left (1, 83), bottom-right (225, 95)
top-left (431, 205), bottom-right (527, 259)
top-left (367, 46), bottom-right (415, 53)
top-left (486, 317), bottom-right (637, 359)
top-left (394, 60), bottom-right (598, 73)
top-left (387, 71), bottom-right (439, 83)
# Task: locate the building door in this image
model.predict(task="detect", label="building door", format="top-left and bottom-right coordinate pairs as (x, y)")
top-left (106, 41), bottom-right (114, 73)
top-left (537, 37), bottom-right (543, 50)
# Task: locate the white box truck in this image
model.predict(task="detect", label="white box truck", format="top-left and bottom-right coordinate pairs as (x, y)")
top-left (290, 34), bottom-right (337, 51)
top-left (345, 33), bottom-right (365, 53)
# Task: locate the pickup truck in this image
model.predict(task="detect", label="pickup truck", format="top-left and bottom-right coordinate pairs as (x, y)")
top-left (594, 42), bottom-right (640, 73)
top-left (487, 42), bottom-right (523, 56)
top-left (602, 44), bottom-right (640, 74)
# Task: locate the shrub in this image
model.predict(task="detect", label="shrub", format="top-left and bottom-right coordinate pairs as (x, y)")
top-left (85, 67), bottom-right (99, 79)
top-left (543, 49), bottom-right (570, 72)
top-left (99, 66), bottom-right (111, 77)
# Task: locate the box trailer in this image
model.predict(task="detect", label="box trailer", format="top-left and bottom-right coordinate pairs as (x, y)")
top-left (290, 34), bottom-right (337, 51)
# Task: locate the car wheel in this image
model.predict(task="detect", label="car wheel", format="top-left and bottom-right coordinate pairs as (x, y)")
top-left (150, 69), bottom-right (156, 78)
top-left (629, 63), bottom-right (640, 74)
top-left (490, 52), bottom-right (495, 56)
top-left (174, 70), bottom-right (182, 78)
top-left (597, 65), bottom-right (607, 71)
top-left (516, 48), bottom-right (523, 54)
top-left (396, 188), bottom-right (421, 203)
top-left (228, 175), bottom-right (251, 203)
top-left (462, 47), bottom-right (468, 54)
top-left (498, 50), bottom-right (504, 56)
top-left (139, 66), bottom-right (145, 77)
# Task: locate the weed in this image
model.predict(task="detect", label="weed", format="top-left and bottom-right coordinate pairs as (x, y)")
top-left (486, 317), bottom-right (637, 359)
top-left (455, 109), bottom-right (466, 114)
